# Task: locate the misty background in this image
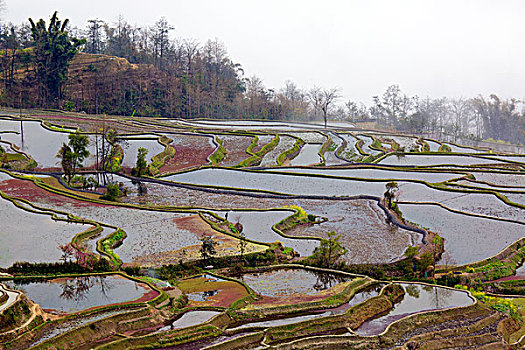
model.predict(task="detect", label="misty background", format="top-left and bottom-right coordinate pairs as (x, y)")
top-left (0, 0), bottom-right (524, 145)
top-left (5, 0), bottom-right (525, 102)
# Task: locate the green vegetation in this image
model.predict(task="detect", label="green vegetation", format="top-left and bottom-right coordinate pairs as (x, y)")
top-left (100, 182), bottom-right (121, 201)
top-left (456, 285), bottom-right (521, 320)
top-left (384, 181), bottom-right (399, 208)
top-left (29, 11), bottom-right (85, 107)
top-left (134, 147), bottom-right (148, 176)
top-left (56, 132), bottom-right (90, 183)
top-left (438, 144), bottom-right (452, 152)
top-left (99, 229), bottom-right (126, 265)
top-left (209, 136), bottom-right (226, 165)
top-left (277, 138), bottom-right (304, 165)
top-left (236, 134), bottom-right (280, 167)
top-left (310, 231), bottom-right (346, 268)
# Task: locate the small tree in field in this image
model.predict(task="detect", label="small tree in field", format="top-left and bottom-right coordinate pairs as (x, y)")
top-left (57, 132), bottom-right (90, 183)
top-left (200, 236), bottom-right (217, 264)
top-left (57, 143), bottom-right (74, 182)
top-left (238, 230), bottom-right (247, 263)
top-left (384, 181), bottom-right (399, 209)
top-left (68, 132), bottom-right (90, 174)
top-left (312, 231), bottom-right (346, 268)
top-left (135, 147), bottom-right (148, 176)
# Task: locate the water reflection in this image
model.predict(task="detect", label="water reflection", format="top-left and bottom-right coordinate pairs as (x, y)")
top-left (240, 268), bottom-right (352, 297)
top-left (6, 275), bottom-right (149, 314)
top-left (313, 271), bottom-right (351, 291)
top-left (355, 283), bottom-right (472, 336)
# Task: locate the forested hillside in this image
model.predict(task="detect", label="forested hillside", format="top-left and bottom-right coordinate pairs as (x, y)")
top-left (0, 12), bottom-right (523, 145)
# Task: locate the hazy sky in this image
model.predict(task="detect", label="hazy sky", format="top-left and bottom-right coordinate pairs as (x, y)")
top-left (4, 0), bottom-right (525, 104)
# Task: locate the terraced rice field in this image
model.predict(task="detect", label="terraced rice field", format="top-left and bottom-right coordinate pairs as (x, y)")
top-left (0, 113), bottom-right (524, 350)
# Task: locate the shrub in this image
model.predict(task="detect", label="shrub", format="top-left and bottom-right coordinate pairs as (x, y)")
top-left (100, 183), bottom-right (121, 201)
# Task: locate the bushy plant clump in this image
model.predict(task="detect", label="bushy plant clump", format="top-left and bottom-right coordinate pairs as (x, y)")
top-left (455, 285), bottom-right (521, 320)
top-left (438, 144), bottom-right (452, 152)
top-left (209, 137), bottom-right (226, 165)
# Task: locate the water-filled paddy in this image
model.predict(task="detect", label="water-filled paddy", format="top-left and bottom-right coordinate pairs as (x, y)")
top-left (50, 205), bottom-right (201, 264)
top-left (260, 135), bottom-right (297, 166)
top-left (160, 133), bottom-right (215, 172)
top-left (219, 134), bottom-right (254, 166)
top-left (288, 132), bottom-right (327, 144)
top-left (174, 119), bottom-right (338, 131)
top-left (158, 310), bottom-right (221, 332)
top-left (505, 193), bottom-right (525, 206)
top-left (275, 167), bottom-right (463, 183)
top-left (229, 311), bottom-right (333, 331)
top-left (472, 172), bottom-right (525, 187)
top-left (347, 283), bottom-right (385, 307)
top-left (0, 196), bottom-right (90, 267)
top-left (28, 309), bottom-right (127, 348)
top-left (218, 210), bottom-right (318, 256)
top-left (397, 203), bottom-right (525, 264)
top-left (359, 135), bottom-right (382, 155)
top-left (0, 120), bottom-right (70, 168)
top-left (483, 155), bottom-right (525, 164)
top-left (0, 118), bottom-right (24, 133)
top-left (5, 275), bottom-right (154, 314)
top-left (177, 274), bottom-right (248, 308)
top-left (444, 143), bottom-right (485, 153)
top-left (119, 137), bottom-right (165, 168)
top-left (379, 154), bottom-right (507, 166)
top-left (286, 200), bottom-right (421, 264)
top-left (355, 283), bottom-right (473, 336)
top-left (0, 179), bottom-right (202, 264)
top-left (337, 133), bottom-right (361, 161)
top-left (387, 136), bottom-right (420, 152)
top-left (163, 168), bottom-right (388, 197)
top-left (230, 283), bottom-right (387, 331)
top-left (322, 133), bottom-right (348, 166)
top-left (424, 139), bottom-right (441, 152)
top-left (288, 143), bottom-right (322, 166)
top-left (239, 268), bottom-right (352, 297)
top-left (0, 283), bottom-right (19, 312)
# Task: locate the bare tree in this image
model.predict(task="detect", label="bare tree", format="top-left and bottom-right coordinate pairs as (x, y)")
top-left (345, 100), bottom-right (368, 121)
top-left (449, 97), bottom-right (472, 141)
top-left (307, 86), bottom-right (323, 121)
top-left (320, 88), bottom-right (340, 128)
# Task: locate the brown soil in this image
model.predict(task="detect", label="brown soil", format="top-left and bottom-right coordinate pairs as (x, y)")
top-left (128, 215), bottom-right (266, 267)
top-left (178, 277), bottom-right (248, 308)
top-left (220, 135), bottom-right (254, 166)
top-left (160, 134), bottom-right (215, 173)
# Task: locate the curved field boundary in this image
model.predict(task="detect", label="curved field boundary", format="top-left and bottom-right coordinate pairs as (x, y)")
top-left (376, 152), bottom-right (512, 166)
top-left (426, 182), bottom-right (525, 210)
top-left (0, 283), bottom-right (21, 314)
top-left (450, 180), bottom-right (525, 194)
top-left (255, 281), bottom-right (476, 350)
top-left (235, 134), bottom-right (280, 168)
top-left (198, 211), bottom-right (272, 250)
top-left (157, 164), bottom-right (469, 186)
top-left (4, 271), bottom-right (166, 307)
top-left (277, 136), bottom-right (305, 166)
top-left (208, 135), bottom-right (226, 165)
top-left (0, 272), bottom-right (167, 349)
top-left (461, 178), bottom-right (525, 190)
top-left (0, 169), bottom-right (430, 267)
top-left (316, 132), bottom-right (332, 165)
top-left (330, 133), bottom-right (354, 163)
top-left (397, 200), bottom-right (525, 226)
